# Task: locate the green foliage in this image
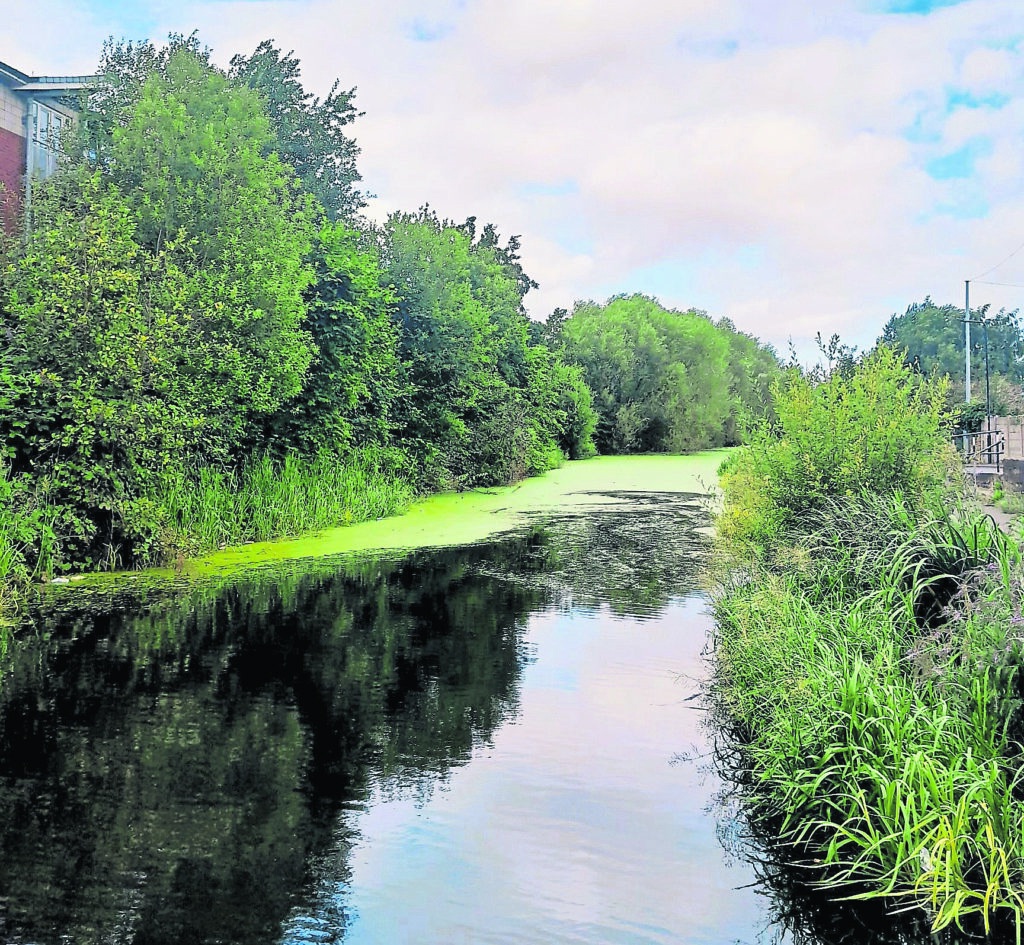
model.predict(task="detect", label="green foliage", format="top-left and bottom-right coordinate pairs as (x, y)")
top-left (152, 448), bottom-right (413, 559)
top-left (718, 317), bottom-right (781, 444)
top-left (261, 222), bottom-right (402, 456)
top-left (880, 296), bottom-right (1024, 409)
top-left (108, 50), bottom-right (317, 374)
top-left (76, 33), bottom-right (215, 167)
top-left (712, 340), bottom-right (1024, 936)
top-left (0, 49), bottom-right (322, 567)
top-left (380, 209), bottom-right (593, 487)
top-left (562, 294), bottom-right (778, 454)
top-left (229, 40), bottom-right (364, 219)
top-left (717, 347), bottom-right (955, 549)
top-left (712, 496), bottom-right (1024, 938)
top-left (954, 400), bottom-right (988, 433)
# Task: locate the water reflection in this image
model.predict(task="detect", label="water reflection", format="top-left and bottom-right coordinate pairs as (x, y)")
top-left (0, 535), bottom-right (552, 944)
top-left (0, 491), bottom-right (995, 943)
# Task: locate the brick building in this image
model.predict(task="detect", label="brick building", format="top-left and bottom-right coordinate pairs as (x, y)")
top-left (0, 59), bottom-right (95, 232)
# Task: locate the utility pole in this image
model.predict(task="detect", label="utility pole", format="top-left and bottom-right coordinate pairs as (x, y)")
top-left (965, 280), bottom-right (971, 403)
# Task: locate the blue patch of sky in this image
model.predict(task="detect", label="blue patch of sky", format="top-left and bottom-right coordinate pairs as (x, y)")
top-left (937, 196), bottom-right (990, 219)
top-left (591, 246), bottom-right (767, 309)
top-left (926, 137), bottom-right (992, 180)
top-left (903, 108), bottom-right (943, 145)
top-left (918, 195), bottom-right (990, 223)
top-left (877, 0), bottom-right (972, 14)
top-left (405, 18), bottom-right (455, 42)
top-left (947, 89), bottom-right (1011, 110)
top-left (82, 0), bottom-right (157, 39)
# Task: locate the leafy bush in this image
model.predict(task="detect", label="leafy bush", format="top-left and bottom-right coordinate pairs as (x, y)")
top-left (717, 347), bottom-right (957, 549)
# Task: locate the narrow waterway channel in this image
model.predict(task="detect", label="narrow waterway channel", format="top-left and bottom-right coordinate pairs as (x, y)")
top-left (0, 459), bottom-right (957, 943)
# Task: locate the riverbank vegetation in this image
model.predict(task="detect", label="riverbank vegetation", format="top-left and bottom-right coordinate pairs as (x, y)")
top-left (552, 294), bottom-right (779, 455)
top-left (712, 347), bottom-right (1024, 938)
top-left (0, 32), bottom-right (780, 607)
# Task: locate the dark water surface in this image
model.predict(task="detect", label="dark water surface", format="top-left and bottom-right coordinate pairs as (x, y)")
top-left (0, 492), bottom-right (953, 944)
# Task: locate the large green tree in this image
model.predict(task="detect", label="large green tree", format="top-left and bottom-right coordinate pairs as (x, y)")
top-left (561, 294), bottom-right (740, 454)
top-left (380, 209), bottom-right (593, 485)
top-left (105, 48), bottom-right (317, 434)
top-left (85, 35), bottom-right (364, 221)
top-left (0, 50), bottom-right (321, 565)
top-left (880, 297), bottom-right (1024, 392)
top-left (229, 40), bottom-right (364, 219)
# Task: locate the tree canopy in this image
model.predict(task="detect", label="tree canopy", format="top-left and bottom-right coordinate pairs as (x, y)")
top-left (559, 294), bottom-right (778, 454)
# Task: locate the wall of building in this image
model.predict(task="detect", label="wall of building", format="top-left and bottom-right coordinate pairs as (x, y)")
top-left (0, 84), bottom-right (25, 233)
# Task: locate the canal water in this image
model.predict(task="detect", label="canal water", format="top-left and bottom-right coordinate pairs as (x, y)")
top-left (0, 487), bottom-right (950, 944)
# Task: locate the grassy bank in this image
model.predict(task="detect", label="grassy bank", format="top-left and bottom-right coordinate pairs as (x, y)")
top-left (0, 448), bottom-right (414, 621)
top-left (3, 451), bottom-right (725, 618)
top-left (711, 350), bottom-right (1024, 939)
top-left (151, 450), bottom-right (414, 561)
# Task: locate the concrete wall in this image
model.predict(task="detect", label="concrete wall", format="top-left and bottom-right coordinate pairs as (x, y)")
top-left (0, 83), bottom-right (25, 138)
top-left (1002, 459), bottom-right (1024, 487)
top-left (990, 417), bottom-right (1024, 461)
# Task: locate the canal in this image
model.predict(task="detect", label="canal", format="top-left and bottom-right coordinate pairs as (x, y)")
top-left (0, 457), bottom-right (950, 944)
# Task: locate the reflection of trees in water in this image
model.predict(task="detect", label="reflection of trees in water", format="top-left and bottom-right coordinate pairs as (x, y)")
top-left (2, 490), bottom-right (941, 945)
top-left (476, 491), bottom-right (711, 617)
top-left (0, 539), bottom-right (549, 944)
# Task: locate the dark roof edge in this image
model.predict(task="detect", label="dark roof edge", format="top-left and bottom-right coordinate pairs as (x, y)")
top-left (0, 60), bottom-right (32, 86)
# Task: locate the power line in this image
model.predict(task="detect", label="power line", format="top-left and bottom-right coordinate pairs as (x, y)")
top-left (974, 279), bottom-right (1024, 290)
top-left (972, 238), bottom-right (1024, 280)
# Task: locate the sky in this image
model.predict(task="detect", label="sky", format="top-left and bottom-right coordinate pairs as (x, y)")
top-left (4, 0), bottom-right (1024, 360)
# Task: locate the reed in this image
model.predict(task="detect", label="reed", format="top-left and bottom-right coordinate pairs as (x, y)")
top-left (0, 464), bottom-right (64, 602)
top-left (712, 496), bottom-right (1024, 941)
top-left (151, 448), bottom-right (415, 561)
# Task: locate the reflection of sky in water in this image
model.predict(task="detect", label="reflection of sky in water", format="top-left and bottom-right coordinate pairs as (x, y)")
top-left (282, 597), bottom-right (787, 945)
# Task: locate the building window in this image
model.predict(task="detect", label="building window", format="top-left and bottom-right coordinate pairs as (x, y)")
top-left (28, 101), bottom-right (64, 180)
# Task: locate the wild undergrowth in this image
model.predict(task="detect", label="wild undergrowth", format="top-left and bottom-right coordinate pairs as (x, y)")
top-left (0, 463), bottom-right (60, 622)
top-left (713, 502), bottom-right (1024, 938)
top-left (150, 448), bottom-right (415, 562)
top-left (710, 350), bottom-right (1024, 940)
top-left (0, 449), bottom-right (415, 600)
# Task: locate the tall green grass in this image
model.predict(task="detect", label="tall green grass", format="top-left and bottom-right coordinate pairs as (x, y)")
top-left (711, 498), bottom-right (1024, 940)
top-left (0, 465), bottom-right (62, 623)
top-left (152, 448), bottom-right (415, 561)
top-left (0, 448), bottom-right (415, 609)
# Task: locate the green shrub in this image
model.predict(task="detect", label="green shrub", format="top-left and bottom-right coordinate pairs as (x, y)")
top-left (717, 347), bottom-right (957, 550)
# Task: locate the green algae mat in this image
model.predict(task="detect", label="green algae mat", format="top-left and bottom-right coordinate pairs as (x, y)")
top-left (184, 452), bottom-right (724, 577)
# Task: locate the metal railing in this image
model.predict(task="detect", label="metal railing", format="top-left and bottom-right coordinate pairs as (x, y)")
top-left (952, 428), bottom-right (1006, 474)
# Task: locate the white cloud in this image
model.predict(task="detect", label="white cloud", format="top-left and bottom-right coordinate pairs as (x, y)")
top-left (959, 45), bottom-right (1018, 90)
top-left (5, 0), bottom-right (1024, 356)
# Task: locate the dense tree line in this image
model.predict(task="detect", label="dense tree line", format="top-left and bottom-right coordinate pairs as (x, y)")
top-left (0, 35), bottom-right (779, 577)
top-left (551, 295), bottom-right (779, 454)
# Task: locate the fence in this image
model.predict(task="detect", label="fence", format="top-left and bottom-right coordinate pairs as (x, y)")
top-left (952, 428), bottom-right (1005, 473)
